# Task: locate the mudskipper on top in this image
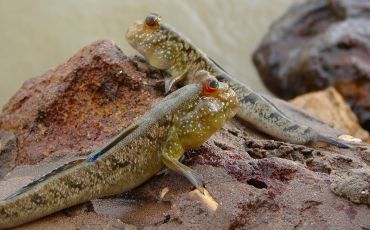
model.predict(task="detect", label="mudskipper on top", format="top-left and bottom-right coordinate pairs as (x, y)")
top-left (126, 13), bottom-right (350, 148)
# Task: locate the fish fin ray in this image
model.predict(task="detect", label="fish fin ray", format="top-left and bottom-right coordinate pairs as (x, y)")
top-left (209, 56), bottom-right (229, 74)
top-left (3, 158), bottom-right (84, 201)
top-left (86, 124), bottom-right (139, 162)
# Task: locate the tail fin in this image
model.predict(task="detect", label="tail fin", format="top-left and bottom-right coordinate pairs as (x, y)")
top-left (316, 135), bottom-right (350, 149)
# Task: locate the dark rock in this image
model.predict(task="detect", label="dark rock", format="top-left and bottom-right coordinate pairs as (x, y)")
top-left (0, 130), bottom-right (17, 179)
top-left (0, 40), bottom-right (369, 229)
top-left (253, 0), bottom-right (370, 130)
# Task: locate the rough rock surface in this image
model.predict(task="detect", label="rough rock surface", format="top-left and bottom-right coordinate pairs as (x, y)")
top-left (0, 131), bottom-right (17, 179)
top-left (0, 40), bottom-right (165, 165)
top-left (253, 0), bottom-right (370, 131)
top-left (0, 40), bottom-right (369, 229)
top-left (290, 87), bottom-right (369, 142)
top-left (331, 168), bottom-right (370, 205)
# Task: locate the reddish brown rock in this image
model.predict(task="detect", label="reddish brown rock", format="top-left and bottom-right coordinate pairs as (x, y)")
top-left (0, 40), bottom-right (165, 165)
top-left (0, 131), bottom-right (17, 178)
top-left (0, 40), bottom-right (369, 229)
top-left (252, 0), bottom-right (370, 131)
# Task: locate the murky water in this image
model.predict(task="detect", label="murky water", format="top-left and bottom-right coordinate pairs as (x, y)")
top-left (0, 0), bottom-right (294, 108)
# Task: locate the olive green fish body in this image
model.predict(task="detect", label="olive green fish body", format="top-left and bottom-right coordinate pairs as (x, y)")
top-left (0, 80), bottom-right (239, 229)
top-left (221, 76), bottom-right (315, 143)
top-left (126, 14), bottom-right (349, 148)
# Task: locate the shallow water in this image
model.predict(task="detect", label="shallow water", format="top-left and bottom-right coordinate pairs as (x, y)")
top-left (0, 0), bottom-right (294, 108)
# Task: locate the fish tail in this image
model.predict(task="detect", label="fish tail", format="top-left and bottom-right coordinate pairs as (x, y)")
top-left (315, 135), bottom-right (350, 149)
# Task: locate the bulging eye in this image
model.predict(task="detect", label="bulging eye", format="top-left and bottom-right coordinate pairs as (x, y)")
top-left (204, 78), bottom-right (219, 94)
top-left (145, 14), bottom-right (160, 27)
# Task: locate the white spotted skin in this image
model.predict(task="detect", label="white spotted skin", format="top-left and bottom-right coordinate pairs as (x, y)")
top-left (127, 21), bottom-right (217, 82)
top-left (126, 16), bottom-right (349, 147)
top-left (0, 80), bottom-right (238, 229)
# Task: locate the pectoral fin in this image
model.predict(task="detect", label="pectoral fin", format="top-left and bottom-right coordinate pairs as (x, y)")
top-left (162, 154), bottom-right (204, 192)
top-left (164, 70), bottom-right (188, 94)
top-left (164, 77), bottom-right (178, 94)
top-left (156, 155), bottom-right (185, 176)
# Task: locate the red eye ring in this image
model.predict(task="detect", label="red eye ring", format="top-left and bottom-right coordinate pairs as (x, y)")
top-left (204, 78), bottom-right (219, 94)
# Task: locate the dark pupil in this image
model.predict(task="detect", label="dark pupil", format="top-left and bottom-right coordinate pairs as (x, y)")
top-left (209, 80), bottom-right (219, 89)
top-left (145, 16), bottom-right (156, 26)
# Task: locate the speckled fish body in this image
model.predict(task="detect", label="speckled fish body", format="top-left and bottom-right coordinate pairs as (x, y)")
top-left (0, 78), bottom-right (239, 229)
top-left (126, 14), bottom-right (349, 148)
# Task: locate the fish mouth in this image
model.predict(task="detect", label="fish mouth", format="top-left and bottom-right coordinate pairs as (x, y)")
top-left (125, 21), bottom-right (142, 47)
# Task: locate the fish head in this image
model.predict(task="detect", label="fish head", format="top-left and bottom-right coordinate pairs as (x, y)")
top-left (195, 70), bottom-right (239, 122)
top-left (175, 70), bottom-right (239, 149)
top-left (126, 13), bottom-right (179, 70)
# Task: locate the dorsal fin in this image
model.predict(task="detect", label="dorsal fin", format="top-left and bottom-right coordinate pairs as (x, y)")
top-left (209, 56), bottom-right (229, 74)
top-left (209, 55), bottom-right (287, 120)
top-left (3, 158), bottom-right (84, 201)
top-left (86, 124), bottom-right (139, 162)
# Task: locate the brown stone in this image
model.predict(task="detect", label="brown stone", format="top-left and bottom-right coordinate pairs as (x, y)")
top-left (0, 130), bottom-right (17, 179)
top-left (0, 40), bottom-right (165, 165)
top-left (0, 40), bottom-right (369, 229)
top-left (290, 87), bottom-right (369, 142)
top-left (253, 0), bottom-right (370, 131)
